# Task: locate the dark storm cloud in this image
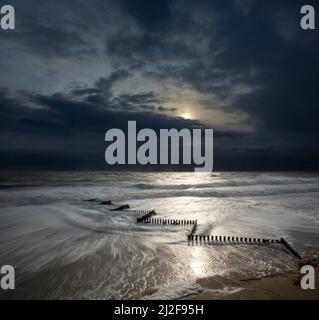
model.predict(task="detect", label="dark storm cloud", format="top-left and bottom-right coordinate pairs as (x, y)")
top-left (13, 23), bottom-right (90, 59)
top-left (111, 92), bottom-right (160, 112)
top-left (120, 0), bottom-right (172, 32)
top-left (0, 70), bottom-right (196, 134)
top-left (213, 0), bottom-right (319, 159)
top-left (0, 1), bottom-right (92, 59)
top-left (0, 71), bottom-right (202, 170)
top-left (106, 0), bottom-right (319, 169)
top-left (69, 70), bottom-right (165, 113)
top-left (1, 0), bottom-right (319, 170)
top-left (158, 106), bottom-right (178, 113)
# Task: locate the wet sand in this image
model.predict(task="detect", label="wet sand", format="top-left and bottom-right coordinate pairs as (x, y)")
top-left (194, 267), bottom-right (319, 300)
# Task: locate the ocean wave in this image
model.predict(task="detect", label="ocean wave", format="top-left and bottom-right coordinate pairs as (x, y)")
top-left (125, 183), bottom-right (319, 199)
top-left (128, 178), bottom-right (319, 191)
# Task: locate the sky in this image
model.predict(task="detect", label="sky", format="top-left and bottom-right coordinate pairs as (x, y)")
top-left (0, 0), bottom-right (318, 171)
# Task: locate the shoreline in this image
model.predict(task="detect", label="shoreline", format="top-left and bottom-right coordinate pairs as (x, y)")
top-left (193, 267), bottom-right (319, 300)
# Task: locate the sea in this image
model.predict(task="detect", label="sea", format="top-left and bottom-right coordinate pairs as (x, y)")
top-left (0, 171), bottom-right (318, 299)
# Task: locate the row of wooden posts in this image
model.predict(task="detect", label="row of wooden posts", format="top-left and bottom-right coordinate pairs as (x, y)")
top-left (123, 209), bottom-right (155, 215)
top-left (88, 199), bottom-right (303, 260)
top-left (132, 208), bottom-right (198, 228)
top-left (188, 234), bottom-right (281, 244)
top-left (137, 217), bottom-right (197, 225)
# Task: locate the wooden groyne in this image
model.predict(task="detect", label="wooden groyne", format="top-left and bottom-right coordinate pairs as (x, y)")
top-left (100, 200), bottom-right (113, 205)
top-left (85, 198), bottom-right (303, 260)
top-left (187, 234), bottom-right (303, 259)
top-left (188, 234), bottom-right (281, 245)
top-left (123, 209), bottom-right (155, 215)
top-left (86, 198), bottom-right (113, 205)
top-left (136, 210), bottom-right (157, 223)
top-left (280, 237), bottom-right (302, 259)
top-left (189, 220), bottom-right (197, 235)
top-left (137, 217), bottom-right (196, 225)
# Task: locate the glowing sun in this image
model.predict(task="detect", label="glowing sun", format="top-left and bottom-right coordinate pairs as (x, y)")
top-left (181, 112), bottom-right (192, 120)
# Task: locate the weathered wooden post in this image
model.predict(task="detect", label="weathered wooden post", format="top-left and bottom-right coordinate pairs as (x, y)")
top-left (280, 238), bottom-right (302, 259)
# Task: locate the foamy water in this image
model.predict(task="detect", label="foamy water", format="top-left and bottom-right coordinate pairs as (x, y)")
top-left (0, 172), bottom-right (318, 299)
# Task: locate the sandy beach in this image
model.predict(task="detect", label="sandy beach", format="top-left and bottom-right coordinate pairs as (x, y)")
top-left (194, 266), bottom-right (319, 300)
